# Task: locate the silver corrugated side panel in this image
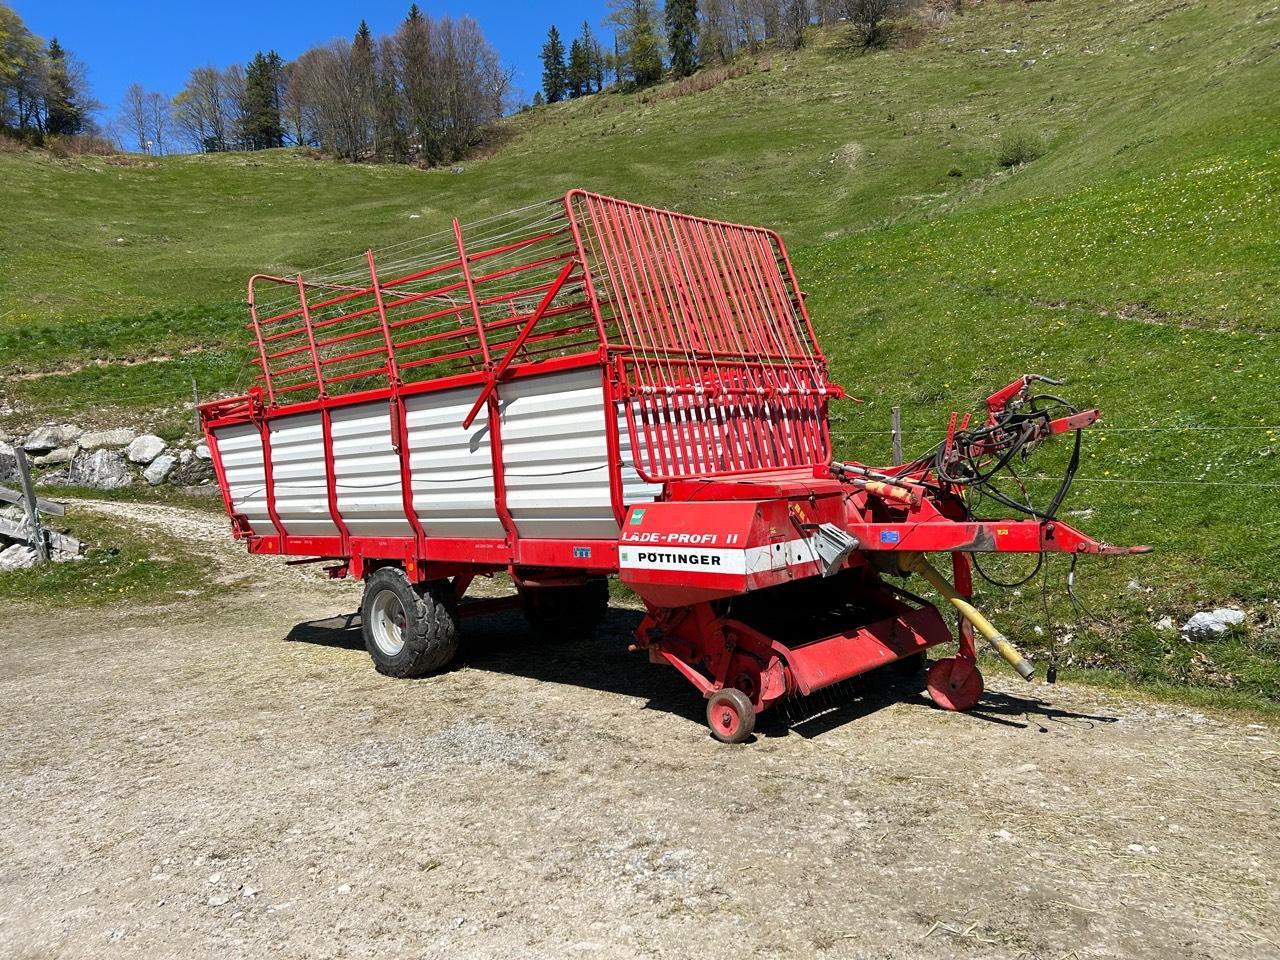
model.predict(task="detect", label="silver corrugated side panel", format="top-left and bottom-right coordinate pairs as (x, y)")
top-left (330, 402), bottom-right (414, 539)
top-left (499, 368), bottom-right (621, 540)
top-left (617, 401), bottom-right (663, 509)
top-left (213, 422), bottom-right (277, 537)
top-left (404, 388), bottom-right (505, 539)
top-left (268, 412), bottom-right (340, 538)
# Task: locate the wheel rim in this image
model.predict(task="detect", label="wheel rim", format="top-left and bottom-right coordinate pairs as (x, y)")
top-left (369, 589), bottom-right (408, 657)
top-left (927, 657), bottom-right (983, 711)
top-left (710, 699), bottom-right (741, 738)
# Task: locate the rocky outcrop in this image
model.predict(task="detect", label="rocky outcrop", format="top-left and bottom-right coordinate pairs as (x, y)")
top-left (80, 428), bottom-right (138, 450)
top-left (143, 454), bottom-right (177, 486)
top-left (23, 424), bottom-right (82, 454)
top-left (125, 434), bottom-right (167, 465)
top-left (68, 449), bottom-right (133, 491)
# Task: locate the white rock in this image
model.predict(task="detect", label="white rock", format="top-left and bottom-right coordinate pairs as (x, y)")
top-left (126, 434), bottom-right (167, 465)
top-left (336, 883), bottom-right (352, 895)
top-left (23, 423), bottom-right (82, 453)
top-left (1126, 579), bottom-right (1142, 592)
top-left (80, 427), bottom-right (138, 450)
top-left (1154, 616), bottom-right (1175, 632)
top-left (0, 543), bottom-right (38, 570)
top-left (69, 449), bottom-right (132, 490)
top-left (1181, 608), bottom-right (1245, 639)
top-left (143, 454), bottom-right (176, 486)
top-left (241, 886), bottom-right (259, 899)
top-left (207, 894), bottom-right (231, 907)
top-left (194, 442), bottom-right (211, 461)
top-left (34, 445), bottom-right (79, 466)
top-left (207, 872), bottom-right (222, 884)
top-left (178, 449), bottom-right (194, 466)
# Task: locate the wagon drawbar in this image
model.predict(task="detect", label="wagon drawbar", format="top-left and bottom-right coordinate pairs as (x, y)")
top-left (200, 190), bottom-right (1148, 742)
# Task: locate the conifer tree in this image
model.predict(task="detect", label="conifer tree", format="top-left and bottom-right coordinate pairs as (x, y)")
top-left (242, 50), bottom-right (283, 148)
top-left (609, 0), bottom-right (663, 89)
top-left (568, 37), bottom-right (589, 97)
top-left (44, 37), bottom-right (83, 135)
top-left (540, 26), bottom-right (567, 103)
top-left (352, 20), bottom-right (376, 155)
top-left (665, 0), bottom-right (698, 79)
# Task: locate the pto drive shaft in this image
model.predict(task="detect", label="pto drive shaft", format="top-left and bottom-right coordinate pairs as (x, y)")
top-left (899, 553), bottom-right (1035, 680)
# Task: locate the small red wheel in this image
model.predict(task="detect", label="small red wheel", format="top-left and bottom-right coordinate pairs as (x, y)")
top-left (927, 657), bottom-right (984, 712)
top-left (706, 688), bottom-right (755, 744)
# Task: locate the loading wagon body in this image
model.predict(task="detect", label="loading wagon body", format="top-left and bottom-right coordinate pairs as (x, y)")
top-left (201, 190), bottom-right (1144, 742)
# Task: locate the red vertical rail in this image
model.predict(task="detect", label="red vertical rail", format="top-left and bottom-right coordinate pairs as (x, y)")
top-left (367, 250), bottom-right (426, 556)
top-left (320, 408), bottom-right (351, 557)
top-left (453, 217), bottom-right (515, 546)
top-left (453, 218), bottom-right (492, 367)
top-left (247, 278), bottom-right (277, 407)
top-left (258, 420), bottom-right (286, 543)
top-left (295, 276), bottom-right (327, 397)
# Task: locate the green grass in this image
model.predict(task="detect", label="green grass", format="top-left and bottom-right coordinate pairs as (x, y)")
top-left (0, 509), bottom-right (208, 607)
top-left (0, 0), bottom-right (1276, 705)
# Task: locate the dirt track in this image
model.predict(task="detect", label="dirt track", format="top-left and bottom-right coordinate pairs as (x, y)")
top-left (1, 504), bottom-right (1277, 959)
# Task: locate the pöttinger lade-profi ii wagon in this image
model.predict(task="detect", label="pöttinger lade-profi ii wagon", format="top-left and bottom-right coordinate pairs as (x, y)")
top-left (200, 191), bottom-right (1147, 742)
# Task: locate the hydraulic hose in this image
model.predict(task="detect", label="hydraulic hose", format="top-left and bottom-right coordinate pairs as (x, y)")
top-left (899, 553), bottom-right (1035, 680)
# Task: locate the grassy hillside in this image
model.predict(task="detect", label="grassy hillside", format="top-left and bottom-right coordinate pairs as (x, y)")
top-left (0, 0), bottom-right (1276, 701)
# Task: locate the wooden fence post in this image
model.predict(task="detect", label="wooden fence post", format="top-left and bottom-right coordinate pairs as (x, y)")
top-left (14, 448), bottom-right (47, 562)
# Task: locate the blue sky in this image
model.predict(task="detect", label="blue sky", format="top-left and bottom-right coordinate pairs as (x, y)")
top-left (14, 1), bottom-right (611, 119)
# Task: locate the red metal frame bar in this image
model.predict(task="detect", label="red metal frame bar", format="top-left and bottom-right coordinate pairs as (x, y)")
top-left (462, 260), bottom-right (577, 429)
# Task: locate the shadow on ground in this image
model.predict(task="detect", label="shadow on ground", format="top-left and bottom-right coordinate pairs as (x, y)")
top-left (283, 603), bottom-right (1120, 739)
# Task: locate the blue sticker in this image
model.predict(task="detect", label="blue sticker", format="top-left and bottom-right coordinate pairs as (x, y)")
top-left (880, 530), bottom-right (901, 544)
top-left (573, 546), bottom-right (593, 559)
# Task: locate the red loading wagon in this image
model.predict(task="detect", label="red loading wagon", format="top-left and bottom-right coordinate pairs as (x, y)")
top-left (200, 190), bottom-right (1148, 742)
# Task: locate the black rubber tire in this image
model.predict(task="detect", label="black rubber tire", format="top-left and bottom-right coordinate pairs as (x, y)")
top-left (361, 568), bottom-right (459, 678)
top-left (518, 577), bottom-right (610, 640)
top-left (706, 687), bottom-right (756, 744)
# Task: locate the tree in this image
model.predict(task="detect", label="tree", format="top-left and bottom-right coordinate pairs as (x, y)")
top-left (567, 37), bottom-right (586, 97)
top-left (145, 90), bottom-right (171, 154)
top-left (540, 25), bottom-right (567, 103)
top-left (665, 0), bottom-right (698, 79)
top-left (374, 36), bottom-right (405, 161)
top-left (782, 0), bottom-right (811, 49)
top-left (242, 51), bottom-right (284, 149)
top-left (350, 22), bottom-right (375, 155)
top-left (568, 21), bottom-right (598, 96)
top-left (43, 37), bottom-right (83, 134)
top-left (844, 0), bottom-right (903, 49)
top-left (121, 82), bottom-right (147, 151)
top-left (609, 0), bottom-right (663, 89)
top-left (698, 0), bottom-right (735, 65)
top-left (396, 3), bottom-right (435, 159)
top-left (173, 65), bottom-right (230, 151)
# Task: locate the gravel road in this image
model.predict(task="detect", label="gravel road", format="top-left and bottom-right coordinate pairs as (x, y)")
top-left (0, 504), bottom-right (1276, 959)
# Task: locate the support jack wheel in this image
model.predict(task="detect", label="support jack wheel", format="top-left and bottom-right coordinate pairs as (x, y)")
top-left (927, 657), bottom-right (984, 712)
top-left (706, 688), bottom-right (755, 744)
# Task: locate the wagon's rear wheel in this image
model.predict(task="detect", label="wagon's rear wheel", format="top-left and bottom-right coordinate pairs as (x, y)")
top-left (518, 577), bottom-right (610, 640)
top-left (362, 567), bottom-right (459, 678)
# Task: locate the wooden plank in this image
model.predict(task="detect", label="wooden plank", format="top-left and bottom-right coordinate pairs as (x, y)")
top-left (0, 517), bottom-right (82, 556)
top-left (14, 450), bottom-right (47, 561)
top-left (0, 485), bottom-right (67, 517)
